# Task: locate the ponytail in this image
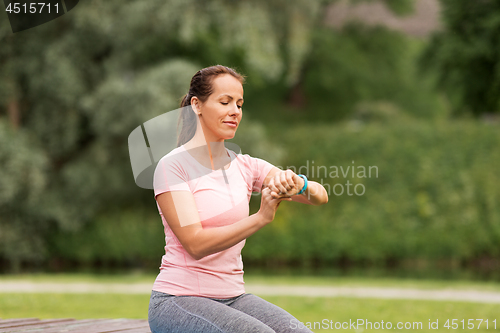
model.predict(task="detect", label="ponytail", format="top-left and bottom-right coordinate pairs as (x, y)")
top-left (176, 93), bottom-right (197, 147)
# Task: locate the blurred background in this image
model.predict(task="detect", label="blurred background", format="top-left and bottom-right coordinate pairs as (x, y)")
top-left (1, 0), bottom-right (500, 328)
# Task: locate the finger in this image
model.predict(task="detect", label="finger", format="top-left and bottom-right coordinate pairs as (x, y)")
top-left (266, 188), bottom-right (278, 198)
top-left (275, 172), bottom-right (287, 194)
top-left (270, 184), bottom-right (280, 195)
top-left (268, 177), bottom-right (280, 195)
top-left (280, 171), bottom-right (290, 191)
top-left (292, 174), bottom-right (303, 192)
top-left (272, 191), bottom-right (290, 199)
top-left (275, 197), bottom-right (292, 206)
top-left (273, 192), bottom-right (292, 200)
top-left (262, 186), bottom-right (273, 197)
top-left (285, 170), bottom-right (295, 189)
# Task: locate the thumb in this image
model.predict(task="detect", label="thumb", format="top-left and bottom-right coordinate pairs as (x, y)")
top-left (277, 197), bottom-right (291, 207)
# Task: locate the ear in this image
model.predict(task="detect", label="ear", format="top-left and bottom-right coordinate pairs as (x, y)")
top-left (191, 96), bottom-right (201, 114)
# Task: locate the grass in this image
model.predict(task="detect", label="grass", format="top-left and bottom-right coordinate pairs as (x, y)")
top-left (1, 273), bottom-right (499, 332)
top-left (1, 293), bottom-right (499, 332)
top-left (0, 293), bottom-right (150, 320)
top-left (266, 296), bottom-right (500, 332)
top-left (0, 271), bottom-right (156, 283)
top-left (244, 275), bottom-right (500, 292)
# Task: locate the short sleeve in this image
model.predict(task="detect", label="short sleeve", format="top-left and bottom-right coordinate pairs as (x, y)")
top-left (246, 155), bottom-right (276, 193)
top-left (153, 155), bottom-right (191, 198)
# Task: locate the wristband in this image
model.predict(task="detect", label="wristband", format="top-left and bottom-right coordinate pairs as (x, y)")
top-left (297, 174), bottom-right (308, 195)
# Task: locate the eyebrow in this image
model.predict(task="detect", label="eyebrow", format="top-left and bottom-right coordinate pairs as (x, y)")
top-left (218, 94), bottom-right (244, 102)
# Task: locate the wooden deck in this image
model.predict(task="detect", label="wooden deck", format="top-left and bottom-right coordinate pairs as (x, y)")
top-left (0, 318), bottom-right (151, 333)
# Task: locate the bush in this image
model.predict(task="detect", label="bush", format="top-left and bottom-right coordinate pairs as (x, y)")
top-left (245, 118), bottom-right (500, 266)
top-left (47, 206), bottom-right (165, 270)
top-left (302, 24), bottom-right (447, 122)
top-left (47, 119), bottom-right (500, 269)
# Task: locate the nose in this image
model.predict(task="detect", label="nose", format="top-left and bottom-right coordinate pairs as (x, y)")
top-left (229, 103), bottom-right (241, 116)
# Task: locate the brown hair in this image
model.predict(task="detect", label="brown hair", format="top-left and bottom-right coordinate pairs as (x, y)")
top-left (176, 65), bottom-right (246, 147)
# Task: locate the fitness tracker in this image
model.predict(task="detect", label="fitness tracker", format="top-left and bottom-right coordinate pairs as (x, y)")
top-left (297, 174), bottom-right (308, 195)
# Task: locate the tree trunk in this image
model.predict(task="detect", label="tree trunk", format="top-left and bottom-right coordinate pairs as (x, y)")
top-left (7, 99), bottom-right (20, 129)
top-left (287, 82), bottom-right (306, 109)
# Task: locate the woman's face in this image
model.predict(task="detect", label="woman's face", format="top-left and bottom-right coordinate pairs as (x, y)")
top-left (193, 74), bottom-right (244, 142)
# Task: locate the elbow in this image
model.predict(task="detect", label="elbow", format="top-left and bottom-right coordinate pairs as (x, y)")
top-left (313, 197), bottom-right (328, 206)
top-left (182, 231), bottom-right (207, 260)
top-left (313, 189), bottom-right (329, 206)
top-left (186, 244), bottom-right (205, 261)
top-left (322, 186), bottom-right (329, 204)
top-left (310, 182), bottom-right (329, 205)
top-left (189, 253), bottom-right (205, 260)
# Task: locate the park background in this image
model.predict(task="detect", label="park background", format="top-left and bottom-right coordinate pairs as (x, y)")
top-left (1, 0), bottom-right (500, 331)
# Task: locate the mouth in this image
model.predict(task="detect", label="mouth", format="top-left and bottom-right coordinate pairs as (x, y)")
top-left (223, 121), bottom-right (238, 127)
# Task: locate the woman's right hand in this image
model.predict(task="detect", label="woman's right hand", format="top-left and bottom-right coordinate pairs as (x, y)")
top-left (258, 186), bottom-right (292, 224)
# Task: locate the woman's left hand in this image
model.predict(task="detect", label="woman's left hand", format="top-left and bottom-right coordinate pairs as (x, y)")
top-left (267, 169), bottom-right (305, 199)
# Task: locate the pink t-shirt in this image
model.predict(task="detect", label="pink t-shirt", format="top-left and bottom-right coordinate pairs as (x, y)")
top-left (152, 144), bottom-right (275, 298)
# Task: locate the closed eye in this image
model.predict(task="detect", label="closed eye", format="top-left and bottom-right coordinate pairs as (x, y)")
top-left (221, 102), bottom-right (243, 109)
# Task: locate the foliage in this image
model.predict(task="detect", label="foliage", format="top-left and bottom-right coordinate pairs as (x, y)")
top-left (244, 118), bottom-right (500, 265)
top-left (421, 0), bottom-right (500, 116)
top-left (0, 0), bottom-right (330, 271)
top-left (44, 119), bottom-right (500, 268)
top-left (47, 206), bottom-right (165, 268)
top-left (0, 121), bottom-right (49, 272)
top-left (301, 24), bottom-right (447, 122)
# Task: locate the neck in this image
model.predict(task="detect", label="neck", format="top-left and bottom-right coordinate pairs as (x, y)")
top-left (183, 125), bottom-right (229, 171)
top-left (185, 132), bottom-right (226, 157)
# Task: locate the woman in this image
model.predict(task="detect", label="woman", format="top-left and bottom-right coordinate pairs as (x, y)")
top-left (148, 65), bottom-right (328, 333)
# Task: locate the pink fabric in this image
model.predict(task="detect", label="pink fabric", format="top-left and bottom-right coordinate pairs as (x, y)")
top-left (152, 144), bottom-right (275, 298)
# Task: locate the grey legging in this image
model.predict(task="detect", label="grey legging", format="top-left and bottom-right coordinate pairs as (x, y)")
top-left (148, 290), bottom-right (314, 333)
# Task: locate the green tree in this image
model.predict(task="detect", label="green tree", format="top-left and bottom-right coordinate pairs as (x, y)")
top-left (0, 0), bottom-right (329, 271)
top-left (422, 0), bottom-right (500, 116)
top-left (0, 0), bottom-right (417, 271)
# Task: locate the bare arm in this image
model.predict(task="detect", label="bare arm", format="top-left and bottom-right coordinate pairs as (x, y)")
top-left (262, 167), bottom-right (329, 205)
top-left (156, 180), bottom-right (291, 260)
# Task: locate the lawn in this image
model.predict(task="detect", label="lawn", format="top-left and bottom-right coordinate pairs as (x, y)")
top-left (1, 273), bottom-right (500, 332)
top-left (1, 293), bottom-right (499, 332)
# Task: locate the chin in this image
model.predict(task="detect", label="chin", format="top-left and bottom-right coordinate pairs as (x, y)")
top-left (220, 129), bottom-right (237, 139)
top-left (222, 133), bottom-right (236, 140)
